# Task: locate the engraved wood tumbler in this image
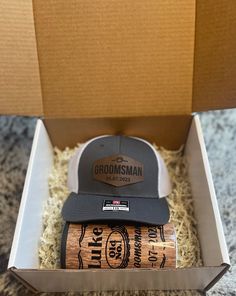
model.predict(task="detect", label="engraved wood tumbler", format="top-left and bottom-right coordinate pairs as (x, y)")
top-left (61, 223), bottom-right (176, 269)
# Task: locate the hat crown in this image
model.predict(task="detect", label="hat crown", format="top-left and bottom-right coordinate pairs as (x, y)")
top-left (68, 135), bottom-right (171, 198)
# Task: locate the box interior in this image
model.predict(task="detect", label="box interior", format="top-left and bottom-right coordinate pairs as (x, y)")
top-left (8, 115), bottom-right (230, 291)
top-left (10, 266), bottom-right (227, 292)
top-left (8, 120), bottom-right (53, 269)
top-left (185, 117), bottom-right (229, 267)
top-left (44, 115), bottom-right (192, 150)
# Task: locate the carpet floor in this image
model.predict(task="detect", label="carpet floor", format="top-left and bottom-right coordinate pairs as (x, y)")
top-left (0, 110), bottom-right (235, 295)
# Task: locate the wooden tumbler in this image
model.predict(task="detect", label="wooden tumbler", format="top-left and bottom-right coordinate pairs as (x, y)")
top-left (61, 223), bottom-right (176, 269)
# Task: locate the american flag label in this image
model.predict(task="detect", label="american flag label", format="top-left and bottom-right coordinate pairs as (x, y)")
top-left (102, 200), bottom-right (129, 212)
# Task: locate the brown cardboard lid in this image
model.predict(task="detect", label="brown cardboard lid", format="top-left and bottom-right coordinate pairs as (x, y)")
top-left (0, 0), bottom-right (43, 116)
top-left (0, 0), bottom-right (236, 117)
top-left (192, 0), bottom-right (236, 112)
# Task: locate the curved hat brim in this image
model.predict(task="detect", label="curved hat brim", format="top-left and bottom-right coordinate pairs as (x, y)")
top-left (62, 192), bottom-right (170, 225)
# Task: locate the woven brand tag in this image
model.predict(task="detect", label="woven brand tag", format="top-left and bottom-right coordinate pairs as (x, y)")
top-left (102, 200), bottom-right (129, 212)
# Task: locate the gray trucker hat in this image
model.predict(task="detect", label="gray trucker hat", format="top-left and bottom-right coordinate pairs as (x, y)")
top-left (62, 135), bottom-right (171, 225)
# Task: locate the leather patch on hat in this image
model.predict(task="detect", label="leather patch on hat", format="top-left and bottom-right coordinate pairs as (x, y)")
top-left (93, 154), bottom-right (144, 187)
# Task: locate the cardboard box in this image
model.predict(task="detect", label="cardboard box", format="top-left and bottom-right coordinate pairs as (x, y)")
top-left (6, 116), bottom-right (230, 293)
top-left (0, 0), bottom-right (235, 293)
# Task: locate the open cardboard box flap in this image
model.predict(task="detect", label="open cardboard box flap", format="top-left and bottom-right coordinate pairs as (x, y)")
top-left (1, 0), bottom-right (236, 117)
top-left (1, 1), bottom-right (232, 291)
